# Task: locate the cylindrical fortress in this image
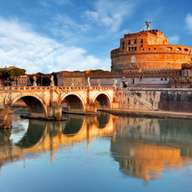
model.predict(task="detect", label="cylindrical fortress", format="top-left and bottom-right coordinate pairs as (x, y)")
top-left (111, 29), bottom-right (192, 72)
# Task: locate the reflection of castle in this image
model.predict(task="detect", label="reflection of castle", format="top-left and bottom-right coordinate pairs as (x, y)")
top-left (111, 117), bottom-right (192, 181)
top-left (111, 140), bottom-right (187, 181)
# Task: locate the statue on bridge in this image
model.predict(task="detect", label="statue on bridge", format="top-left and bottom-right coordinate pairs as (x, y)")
top-left (33, 76), bottom-right (37, 86)
top-left (50, 75), bottom-right (55, 86)
top-left (87, 77), bottom-right (91, 87)
top-left (113, 79), bottom-right (118, 88)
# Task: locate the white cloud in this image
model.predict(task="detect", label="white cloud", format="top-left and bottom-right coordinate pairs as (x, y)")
top-left (51, 14), bottom-right (90, 40)
top-left (0, 17), bottom-right (110, 73)
top-left (185, 13), bottom-right (192, 34)
top-left (85, 0), bottom-right (137, 32)
top-left (169, 35), bottom-right (180, 44)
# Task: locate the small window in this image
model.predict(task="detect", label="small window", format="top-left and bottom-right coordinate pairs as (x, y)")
top-left (167, 47), bottom-right (173, 51)
top-left (122, 42), bottom-right (125, 49)
top-left (176, 47), bottom-right (182, 51)
top-left (184, 48), bottom-right (189, 52)
top-left (128, 40), bottom-right (131, 45)
top-left (134, 39), bottom-right (137, 44)
top-left (141, 39), bottom-right (143, 44)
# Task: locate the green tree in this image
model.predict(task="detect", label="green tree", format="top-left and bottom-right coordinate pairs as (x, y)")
top-left (8, 68), bottom-right (26, 80)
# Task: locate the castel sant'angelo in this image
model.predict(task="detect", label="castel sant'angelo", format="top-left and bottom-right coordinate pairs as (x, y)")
top-left (111, 22), bottom-right (192, 72)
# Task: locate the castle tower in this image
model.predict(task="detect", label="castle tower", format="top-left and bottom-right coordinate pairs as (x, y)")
top-left (111, 23), bottom-right (192, 72)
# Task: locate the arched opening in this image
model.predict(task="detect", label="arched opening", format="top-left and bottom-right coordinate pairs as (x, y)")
top-left (95, 94), bottom-right (110, 110)
top-left (12, 96), bottom-right (46, 117)
top-left (62, 95), bottom-right (84, 113)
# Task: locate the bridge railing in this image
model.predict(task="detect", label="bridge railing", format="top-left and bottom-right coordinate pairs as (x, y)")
top-left (0, 85), bottom-right (116, 91)
top-left (1, 85), bottom-right (192, 92)
top-left (2, 85), bottom-right (192, 92)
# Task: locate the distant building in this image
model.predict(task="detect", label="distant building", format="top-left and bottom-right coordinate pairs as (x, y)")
top-left (56, 70), bottom-right (173, 88)
top-left (12, 75), bottom-right (30, 86)
top-left (111, 27), bottom-right (192, 72)
top-left (57, 71), bottom-right (87, 86)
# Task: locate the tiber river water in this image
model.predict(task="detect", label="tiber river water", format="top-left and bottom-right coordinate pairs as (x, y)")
top-left (0, 113), bottom-right (192, 192)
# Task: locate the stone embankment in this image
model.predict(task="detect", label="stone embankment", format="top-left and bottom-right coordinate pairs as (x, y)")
top-left (99, 109), bottom-right (192, 120)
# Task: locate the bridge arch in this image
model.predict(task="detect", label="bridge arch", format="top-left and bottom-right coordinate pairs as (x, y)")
top-left (61, 93), bottom-right (85, 113)
top-left (93, 93), bottom-right (111, 109)
top-left (11, 95), bottom-right (47, 116)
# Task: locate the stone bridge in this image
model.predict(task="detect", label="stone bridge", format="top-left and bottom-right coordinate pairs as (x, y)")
top-left (0, 86), bottom-right (118, 122)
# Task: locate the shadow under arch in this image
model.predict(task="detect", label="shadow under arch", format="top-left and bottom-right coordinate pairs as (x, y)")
top-left (61, 94), bottom-right (85, 113)
top-left (11, 95), bottom-right (47, 116)
top-left (62, 116), bottom-right (84, 136)
top-left (16, 120), bottom-right (46, 148)
top-left (94, 93), bottom-right (111, 109)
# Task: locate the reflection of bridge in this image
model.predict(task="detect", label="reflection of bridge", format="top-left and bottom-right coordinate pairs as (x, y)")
top-left (0, 86), bottom-right (117, 123)
top-left (0, 114), bottom-right (116, 167)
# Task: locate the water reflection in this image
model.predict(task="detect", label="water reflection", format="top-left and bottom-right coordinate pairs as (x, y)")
top-left (0, 114), bottom-right (192, 182)
top-left (0, 113), bottom-right (114, 167)
top-left (111, 118), bottom-right (192, 181)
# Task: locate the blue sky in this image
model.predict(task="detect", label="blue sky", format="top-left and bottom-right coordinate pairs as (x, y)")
top-left (0, 0), bottom-right (192, 73)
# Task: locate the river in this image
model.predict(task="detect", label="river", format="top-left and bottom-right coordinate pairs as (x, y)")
top-left (0, 113), bottom-right (192, 192)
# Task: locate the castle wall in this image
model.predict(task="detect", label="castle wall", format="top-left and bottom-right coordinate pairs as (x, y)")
top-left (112, 48), bottom-right (192, 71)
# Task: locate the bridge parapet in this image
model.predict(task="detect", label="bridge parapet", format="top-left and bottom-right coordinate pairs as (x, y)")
top-left (0, 86), bottom-right (116, 92)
